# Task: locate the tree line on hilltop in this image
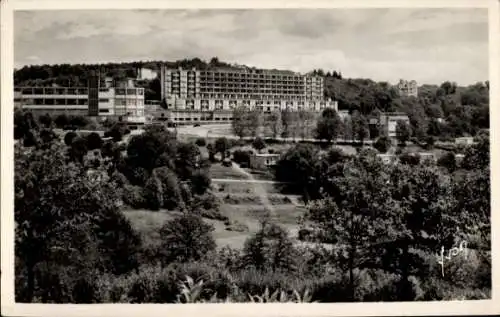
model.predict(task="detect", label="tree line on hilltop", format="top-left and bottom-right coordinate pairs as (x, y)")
top-left (15, 58), bottom-right (489, 140)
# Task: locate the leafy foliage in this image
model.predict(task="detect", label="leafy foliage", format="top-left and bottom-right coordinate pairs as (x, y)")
top-left (315, 108), bottom-right (343, 142)
top-left (86, 132), bottom-right (103, 150)
top-left (15, 143), bottom-right (141, 302)
top-left (373, 135), bottom-right (392, 153)
top-left (242, 222), bottom-right (298, 273)
top-left (252, 137), bottom-right (266, 152)
top-left (158, 213), bottom-right (216, 265)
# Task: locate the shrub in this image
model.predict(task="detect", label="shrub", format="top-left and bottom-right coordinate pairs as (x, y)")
top-left (39, 129), bottom-right (57, 145)
top-left (195, 138), bottom-right (207, 147)
top-left (64, 131), bottom-right (78, 146)
top-left (54, 114), bottom-right (69, 128)
top-left (297, 228), bottom-right (314, 241)
top-left (232, 150), bottom-right (251, 167)
top-left (173, 263), bottom-right (234, 301)
top-left (86, 132), bottom-right (103, 150)
top-left (437, 152), bottom-right (456, 172)
top-left (373, 136), bottom-right (391, 153)
top-left (233, 268), bottom-right (300, 296)
top-left (69, 136), bottom-right (88, 163)
top-left (252, 137), bottom-right (266, 152)
top-left (191, 192), bottom-right (220, 211)
top-left (211, 246), bottom-right (243, 272)
top-left (69, 115), bottom-right (89, 128)
top-left (122, 185), bottom-right (146, 209)
top-left (190, 170), bottom-right (211, 195)
top-left (225, 220), bottom-right (249, 232)
top-left (309, 274), bottom-right (352, 302)
top-left (107, 126), bottom-right (123, 142)
top-left (425, 135), bottom-right (436, 149)
top-left (72, 275), bottom-right (102, 303)
top-left (39, 113), bottom-right (53, 128)
top-left (399, 152), bottom-right (420, 165)
top-left (127, 267), bottom-right (163, 303)
top-left (198, 209), bottom-right (228, 222)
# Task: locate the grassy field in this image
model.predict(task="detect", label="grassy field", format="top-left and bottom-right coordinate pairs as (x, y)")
top-left (124, 161), bottom-right (305, 250)
top-left (209, 164), bottom-right (250, 180)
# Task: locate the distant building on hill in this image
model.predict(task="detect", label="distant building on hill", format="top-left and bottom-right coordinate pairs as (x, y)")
top-left (369, 112), bottom-right (410, 139)
top-left (137, 67), bottom-right (158, 80)
top-left (397, 79), bottom-right (418, 97)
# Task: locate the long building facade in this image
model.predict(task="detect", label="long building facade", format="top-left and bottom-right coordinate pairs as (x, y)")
top-left (15, 77), bottom-right (146, 124)
top-left (160, 66), bottom-right (338, 113)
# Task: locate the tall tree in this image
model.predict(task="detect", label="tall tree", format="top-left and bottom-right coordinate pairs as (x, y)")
top-left (274, 144), bottom-right (319, 202)
top-left (158, 213), bottom-right (216, 265)
top-left (315, 108), bottom-right (342, 143)
top-left (214, 137), bottom-right (230, 160)
top-left (232, 106), bottom-right (249, 139)
top-left (351, 111), bottom-right (369, 145)
top-left (396, 120), bottom-right (411, 146)
top-left (15, 143), bottom-right (140, 302)
top-left (267, 111), bottom-right (283, 139)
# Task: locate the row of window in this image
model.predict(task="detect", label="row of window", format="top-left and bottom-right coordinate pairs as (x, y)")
top-left (21, 98), bottom-right (89, 105)
top-left (114, 88), bottom-right (145, 95)
top-left (15, 87), bottom-right (144, 96)
top-left (174, 89), bottom-right (312, 95)
top-left (114, 99), bottom-right (144, 106)
top-left (170, 81), bottom-right (318, 86)
top-left (18, 88), bottom-right (89, 95)
top-left (18, 97), bottom-right (145, 106)
top-left (172, 117), bottom-right (233, 121)
top-left (170, 94), bottom-right (319, 100)
top-left (171, 100), bottom-right (325, 108)
top-left (171, 71), bottom-right (308, 81)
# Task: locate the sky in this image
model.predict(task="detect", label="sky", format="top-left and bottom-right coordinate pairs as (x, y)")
top-left (14, 8), bottom-right (489, 85)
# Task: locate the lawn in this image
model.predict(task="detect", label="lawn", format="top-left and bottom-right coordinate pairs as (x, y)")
top-left (122, 201), bottom-right (305, 251)
top-left (209, 163), bottom-right (249, 180)
top-left (211, 180), bottom-right (283, 195)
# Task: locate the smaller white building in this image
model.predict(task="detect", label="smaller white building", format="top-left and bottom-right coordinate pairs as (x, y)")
top-left (376, 153), bottom-right (397, 164)
top-left (137, 68), bottom-right (158, 80)
top-left (249, 153), bottom-right (280, 170)
top-left (455, 137), bottom-right (474, 145)
top-left (418, 152), bottom-right (437, 162)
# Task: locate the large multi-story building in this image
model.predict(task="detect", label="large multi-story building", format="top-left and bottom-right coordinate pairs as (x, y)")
top-left (15, 76), bottom-right (146, 124)
top-left (160, 66), bottom-right (337, 114)
top-left (397, 79), bottom-right (418, 97)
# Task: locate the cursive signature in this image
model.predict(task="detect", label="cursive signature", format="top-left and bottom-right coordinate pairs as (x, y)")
top-left (436, 241), bottom-right (468, 277)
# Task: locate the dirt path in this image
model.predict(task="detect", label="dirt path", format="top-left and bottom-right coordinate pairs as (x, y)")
top-left (231, 162), bottom-right (275, 216)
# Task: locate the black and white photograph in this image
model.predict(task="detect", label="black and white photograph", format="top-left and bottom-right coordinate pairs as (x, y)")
top-left (1, 0), bottom-right (499, 315)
